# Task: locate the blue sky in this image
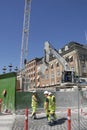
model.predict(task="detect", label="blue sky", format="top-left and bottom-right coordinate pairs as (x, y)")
top-left (0, 0), bottom-right (87, 73)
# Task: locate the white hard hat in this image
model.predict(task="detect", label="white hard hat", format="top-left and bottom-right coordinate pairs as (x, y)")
top-left (48, 92), bottom-right (52, 95)
top-left (32, 90), bottom-right (36, 93)
top-left (44, 91), bottom-right (48, 95)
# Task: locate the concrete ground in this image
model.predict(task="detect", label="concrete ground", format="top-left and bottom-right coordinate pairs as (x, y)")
top-left (12, 109), bottom-right (87, 130)
top-left (0, 113), bottom-right (15, 130)
top-left (0, 108), bottom-right (87, 130)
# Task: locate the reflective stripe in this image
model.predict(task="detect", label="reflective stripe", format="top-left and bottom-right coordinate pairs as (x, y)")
top-left (49, 95), bottom-right (56, 111)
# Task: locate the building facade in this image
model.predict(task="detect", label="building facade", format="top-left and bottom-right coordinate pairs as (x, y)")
top-left (25, 58), bottom-right (42, 89)
top-left (24, 42), bottom-right (87, 89)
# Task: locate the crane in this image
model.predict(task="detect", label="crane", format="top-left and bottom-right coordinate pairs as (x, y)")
top-left (44, 41), bottom-right (75, 84)
top-left (20, 0), bottom-right (32, 90)
top-left (20, 0), bottom-right (32, 70)
top-left (44, 41), bottom-right (70, 71)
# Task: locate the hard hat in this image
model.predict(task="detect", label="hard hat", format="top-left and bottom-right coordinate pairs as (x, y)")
top-left (32, 90), bottom-right (36, 93)
top-left (48, 92), bottom-right (52, 95)
top-left (44, 91), bottom-right (48, 95)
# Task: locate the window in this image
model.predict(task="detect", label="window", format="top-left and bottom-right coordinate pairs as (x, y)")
top-left (51, 64), bottom-right (53, 69)
top-left (82, 63), bottom-right (86, 73)
top-left (56, 62), bottom-right (59, 67)
top-left (57, 70), bottom-right (60, 76)
top-left (69, 56), bottom-right (73, 62)
top-left (65, 57), bottom-right (69, 62)
top-left (51, 73), bottom-right (54, 78)
top-left (46, 67), bottom-right (48, 71)
top-left (38, 78), bottom-right (40, 82)
top-left (45, 74), bottom-right (49, 79)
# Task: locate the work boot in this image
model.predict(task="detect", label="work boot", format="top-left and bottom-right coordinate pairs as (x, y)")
top-left (33, 113), bottom-right (37, 119)
top-left (47, 121), bottom-right (51, 125)
top-left (31, 113), bottom-right (36, 119)
top-left (47, 120), bottom-right (54, 126)
top-left (30, 115), bottom-right (33, 119)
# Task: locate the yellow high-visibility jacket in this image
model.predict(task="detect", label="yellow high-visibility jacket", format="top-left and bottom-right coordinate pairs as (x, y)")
top-left (44, 96), bottom-right (49, 110)
top-left (51, 95), bottom-right (56, 111)
top-left (48, 95), bottom-right (56, 111)
top-left (31, 95), bottom-right (37, 107)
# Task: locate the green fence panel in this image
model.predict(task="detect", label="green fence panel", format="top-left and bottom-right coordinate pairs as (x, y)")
top-left (15, 92), bottom-right (32, 110)
top-left (0, 72), bottom-right (16, 112)
top-left (15, 91), bottom-right (45, 110)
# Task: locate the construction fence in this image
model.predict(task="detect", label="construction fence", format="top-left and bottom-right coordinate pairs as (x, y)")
top-left (0, 72), bottom-right (87, 113)
top-left (0, 72), bottom-right (16, 112)
top-left (15, 88), bottom-right (87, 111)
top-left (15, 88), bottom-right (87, 130)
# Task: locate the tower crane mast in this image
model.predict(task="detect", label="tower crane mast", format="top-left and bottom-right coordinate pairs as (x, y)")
top-left (20, 0), bottom-right (32, 71)
top-left (20, 0), bottom-right (32, 90)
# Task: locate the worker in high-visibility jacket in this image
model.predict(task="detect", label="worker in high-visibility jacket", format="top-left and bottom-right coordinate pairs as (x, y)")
top-left (48, 92), bottom-right (57, 123)
top-left (31, 90), bottom-right (38, 119)
top-left (44, 91), bottom-right (50, 122)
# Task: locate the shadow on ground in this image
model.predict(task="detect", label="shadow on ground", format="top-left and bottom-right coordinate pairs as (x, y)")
top-left (36, 116), bottom-right (67, 126)
top-left (57, 117), bottom-right (67, 125)
top-left (49, 117), bottom-right (67, 126)
top-left (36, 116), bottom-right (47, 120)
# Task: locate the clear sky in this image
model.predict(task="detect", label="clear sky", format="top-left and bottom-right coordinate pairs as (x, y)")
top-left (0, 0), bottom-right (87, 73)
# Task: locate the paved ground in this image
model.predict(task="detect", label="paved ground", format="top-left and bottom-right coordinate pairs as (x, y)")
top-left (0, 109), bottom-right (87, 130)
top-left (0, 113), bottom-right (15, 130)
top-left (12, 110), bottom-right (87, 130)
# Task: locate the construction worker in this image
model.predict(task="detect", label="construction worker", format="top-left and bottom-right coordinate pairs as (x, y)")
top-left (31, 90), bottom-right (38, 119)
top-left (44, 91), bottom-right (50, 123)
top-left (48, 92), bottom-right (57, 124)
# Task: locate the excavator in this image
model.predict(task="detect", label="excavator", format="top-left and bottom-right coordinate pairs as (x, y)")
top-left (44, 41), bottom-right (75, 85)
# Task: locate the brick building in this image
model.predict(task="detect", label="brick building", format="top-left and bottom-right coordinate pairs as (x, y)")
top-left (25, 58), bottom-right (42, 89)
top-left (24, 41), bottom-right (87, 89)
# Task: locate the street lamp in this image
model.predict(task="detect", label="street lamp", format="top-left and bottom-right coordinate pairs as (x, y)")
top-left (14, 66), bottom-right (18, 72)
top-left (2, 66), bottom-right (7, 74)
top-left (8, 64), bottom-right (13, 72)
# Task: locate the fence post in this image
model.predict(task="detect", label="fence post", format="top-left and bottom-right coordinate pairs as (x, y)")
top-left (0, 98), bottom-right (2, 112)
top-left (67, 108), bottom-right (71, 130)
top-left (24, 108), bottom-right (28, 130)
top-left (80, 108), bottom-right (82, 115)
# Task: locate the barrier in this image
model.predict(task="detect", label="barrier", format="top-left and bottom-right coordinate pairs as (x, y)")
top-left (0, 98), bottom-right (2, 112)
top-left (24, 108), bottom-right (28, 130)
top-left (67, 108), bottom-right (71, 130)
top-left (0, 72), bottom-right (16, 112)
